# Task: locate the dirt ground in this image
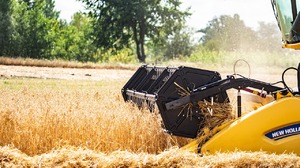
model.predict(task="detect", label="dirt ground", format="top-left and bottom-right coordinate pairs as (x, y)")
top-left (0, 65), bottom-right (135, 81)
top-left (0, 65), bottom-right (297, 88)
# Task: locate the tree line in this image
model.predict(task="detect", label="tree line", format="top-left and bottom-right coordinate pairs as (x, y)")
top-left (0, 0), bottom-right (283, 63)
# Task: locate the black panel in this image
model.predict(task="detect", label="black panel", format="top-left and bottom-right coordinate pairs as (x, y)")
top-left (122, 66), bottom-right (178, 110)
top-left (156, 66), bottom-right (228, 138)
top-left (121, 65), bottom-right (149, 101)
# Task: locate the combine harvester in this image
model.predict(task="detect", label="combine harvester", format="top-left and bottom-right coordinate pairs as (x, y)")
top-left (122, 0), bottom-right (300, 155)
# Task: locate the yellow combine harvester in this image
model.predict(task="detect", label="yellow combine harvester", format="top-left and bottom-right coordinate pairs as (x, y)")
top-left (122, 0), bottom-right (300, 155)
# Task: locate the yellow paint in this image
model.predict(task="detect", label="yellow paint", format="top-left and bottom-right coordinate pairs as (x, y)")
top-left (182, 121), bottom-right (234, 153)
top-left (275, 91), bottom-right (294, 100)
top-left (200, 97), bottom-right (300, 155)
top-left (282, 42), bottom-right (300, 50)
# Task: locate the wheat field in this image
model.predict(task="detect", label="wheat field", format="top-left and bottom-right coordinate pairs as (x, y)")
top-left (0, 76), bottom-right (299, 167)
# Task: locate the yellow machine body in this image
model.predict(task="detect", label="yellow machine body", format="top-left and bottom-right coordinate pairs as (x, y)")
top-left (198, 97), bottom-right (300, 155)
top-left (283, 42), bottom-right (300, 50)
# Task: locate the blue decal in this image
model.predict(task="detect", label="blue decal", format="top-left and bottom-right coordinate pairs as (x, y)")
top-left (265, 123), bottom-right (300, 141)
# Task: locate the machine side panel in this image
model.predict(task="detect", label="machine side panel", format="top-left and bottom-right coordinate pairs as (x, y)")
top-left (201, 97), bottom-right (300, 155)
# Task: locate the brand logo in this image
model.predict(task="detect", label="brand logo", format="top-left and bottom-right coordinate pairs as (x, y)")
top-left (265, 123), bottom-right (300, 141)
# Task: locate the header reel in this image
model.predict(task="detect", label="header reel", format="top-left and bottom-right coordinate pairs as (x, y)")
top-left (122, 65), bottom-right (228, 138)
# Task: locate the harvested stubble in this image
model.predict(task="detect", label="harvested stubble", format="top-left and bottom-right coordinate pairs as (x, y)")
top-left (0, 145), bottom-right (299, 167)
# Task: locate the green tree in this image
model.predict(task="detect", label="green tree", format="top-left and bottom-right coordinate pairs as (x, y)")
top-left (44, 0), bottom-right (59, 19)
top-left (165, 28), bottom-right (195, 59)
top-left (70, 12), bottom-right (97, 62)
top-left (52, 12), bottom-right (96, 62)
top-left (150, 27), bottom-right (195, 60)
top-left (80, 0), bottom-right (190, 63)
top-left (0, 0), bottom-right (13, 56)
top-left (256, 22), bottom-right (282, 51)
top-left (13, 0), bottom-right (59, 58)
top-left (199, 14), bottom-right (256, 51)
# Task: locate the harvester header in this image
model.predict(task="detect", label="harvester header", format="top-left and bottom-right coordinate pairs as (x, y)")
top-left (122, 65), bottom-right (228, 138)
top-left (122, 63), bottom-right (300, 155)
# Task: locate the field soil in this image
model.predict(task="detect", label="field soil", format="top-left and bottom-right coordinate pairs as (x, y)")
top-left (0, 65), bottom-right (135, 81)
top-left (1, 64), bottom-right (297, 85)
